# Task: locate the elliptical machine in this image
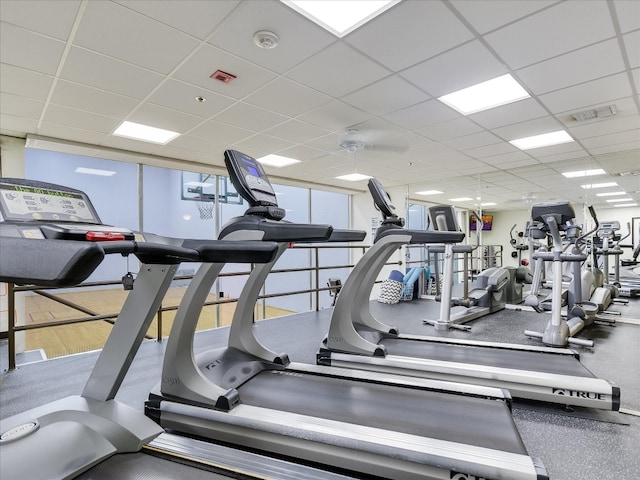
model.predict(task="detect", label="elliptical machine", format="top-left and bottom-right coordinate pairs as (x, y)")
top-left (524, 202), bottom-right (599, 347)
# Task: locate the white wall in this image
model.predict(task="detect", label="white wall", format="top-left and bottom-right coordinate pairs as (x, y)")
top-left (483, 204), bottom-right (640, 271)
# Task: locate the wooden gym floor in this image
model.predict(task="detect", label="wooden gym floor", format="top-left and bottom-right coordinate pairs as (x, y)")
top-left (21, 287), bottom-right (292, 360)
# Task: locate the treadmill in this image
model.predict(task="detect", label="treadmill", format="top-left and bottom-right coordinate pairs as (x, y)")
top-left (318, 178), bottom-right (620, 411)
top-left (0, 178), bottom-right (284, 480)
top-left (147, 150), bottom-right (548, 480)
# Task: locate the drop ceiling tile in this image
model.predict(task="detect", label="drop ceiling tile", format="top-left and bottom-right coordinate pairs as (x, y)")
top-left (0, 92), bottom-right (44, 119)
top-left (74, 1), bottom-right (200, 74)
top-left (632, 69), bottom-right (640, 91)
top-left (115, 0), bottom-right (240, 40)
top-left (0, 0), bottom-right (81, 40)
top-left (569, 114), bottom-right (640, 140)
top-left (624, 30), bottom-right (640, 69)
top-left (233, 134), bottom-right (296, 156)
top-left (417, 117), bottom-right (484, 141)
top-left (146, 79), bottom-right (235, 118)
top-left (450, 0), bottom-right (558, 35)
top-left (243, 77), bottom-right (332, 117)
top-left (212, 102), bottom-right (288, 132)
top-left (614, 0), bottom-right (640, 33)
top-left (480, 150), bottom-right (531, 167)
top-left (581, 130), bottom-right (640, 148)
top-left (287, 42), bottom-right (391, 98)
top-left (469, 98), bottom-right (548, 130)
top-left (276, 144), bottom-right (329, 162)
top-left (345, 0), bottom-right (473, 71)
top-left (208, 0), bottom-right (335, 74)
top-left (188, 119), bottom-right (255, 143)
top-left (305, 133), bottom-right (344, 152)
top-left (0, 24), bottom-right (65, 75)
top-left (539, 73), bottom-right (633, 114)
top-left (384, 99), bottom-right (460, 130)
top-left (172, 44), bottom-right (277, 100)
top-left (443, 131), bottom-right (503, 151)
top-left (492, 115), bottom-right (566, 141)
top-left (264, 120), bottom-right (330, 143)
top-left (341, 75), bottom-right (430, 116)
top-left (400, 40), bottom-right (507, 97)
top-left (516, 39), bottom-right (625, 95)
top-left (50, 80), bottom-right (139, 118)
top-left (535, 148), bottom-right (591, 163)
top-left (165, 134), bottom-right (229, 154)
top-left (0, 114), bottom-right (38, 137)
top-left (465, 142), bottom-right (519, 159)
top-left (485, 1), bottom-right (615, 69)
top-left (0, 64), bottom-right (53, 100)
top-left (36, 122), bottom-right (108, 146)
top-left (128, 103), bottom-right (205, 133)
top-left (42, 104), bottom-right (120, 133)
top-left (524, 140), bottom-right (585, 159)
top-left (60, 47), bottom-right (164, 99)
top-left (297, 100), bottom-right (374, 131)
top-left (101, 135), bottom-right (166, 154)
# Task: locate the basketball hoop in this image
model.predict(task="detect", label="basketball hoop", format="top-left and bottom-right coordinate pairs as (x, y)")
top-left (196, 200), bottom-right (213, 220)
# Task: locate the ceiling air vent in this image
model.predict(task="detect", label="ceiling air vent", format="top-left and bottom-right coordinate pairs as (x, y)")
top-left (210, 70), bottom-right (237, 83)
top-left (572, 105), bottom-right (617, 122)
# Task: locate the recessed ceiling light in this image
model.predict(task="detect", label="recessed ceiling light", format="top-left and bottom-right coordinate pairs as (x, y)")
top-left (75, 167), bottom-right (116, 176)
top-left (448, 197), bottom-right (473, 202)
top-left (581, 182), bottom-right (618, 189)
top-left (257, 154), bottom-right (301, 168)
top-left (614, 203), bottom-right (638, 207)
top-left (113, 121), bottom-right (180, 144)
top-left (606, 198), bottom-right (633, 203)
top-left (480, 202), bottom-right (496, 207)
top-left (335, 173), bottom-right (373, 181)
top-left (281, 0), bottom-right (400, 38)
top-left (437, 74), bottom-right (530, 115)
top-left (596, 191), bottom-right (627, 197)
top-left (562, 168), bottom-right (606, 178)
top-left (415, 190), bottom-right (443, 195)
top-left (510, 130), bottom-right (574, 150)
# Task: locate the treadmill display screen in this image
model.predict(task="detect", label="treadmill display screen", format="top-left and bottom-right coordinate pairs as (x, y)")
top-left (0, 182), bottom-right (100, 224)
top-left (225, 150), bottom-right (277, 206)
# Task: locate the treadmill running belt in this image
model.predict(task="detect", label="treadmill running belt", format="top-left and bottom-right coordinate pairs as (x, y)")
top-left (381, 338), bottom-right (593, 377)
top-left (236, 369), bottom-right (527, 455)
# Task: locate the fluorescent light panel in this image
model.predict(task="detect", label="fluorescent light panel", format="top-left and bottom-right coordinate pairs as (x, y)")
top-left (437, 74), bottom-right (530, 115)
top-left (596, 191), bottom-right (627, 197)
top-left (282, 0), bottom-right (400, 37)
top-left (614, 203), bottom-right (638, 207)
top-left (113, 121), bottom-right (180, 144)
top-left (480, 202), bottom-right (496, 207)
top-left (257, 154), bottom-right (301, 168)
top-left (606, 198), bottom-right (632, 203)
top-left (335, 173), bottom-right (372, 181)
top-left (581, 182), bottom-right (618, 189)
top-left (510, 130), bottom-right (574, 150)
top-left (562, 169), bottom-right (606, 178)
top-left (448, 197), bottom-right (473, 202)
top-left (415, 190), bottom-right (443, 195)
top-left (75, 167), bottom-right (116, 176)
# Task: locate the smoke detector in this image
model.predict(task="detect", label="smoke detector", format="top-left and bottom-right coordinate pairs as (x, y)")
top-left (253, 30), bottom-right (279, 49)
top-left (572, 104), bottom-right (617, 122)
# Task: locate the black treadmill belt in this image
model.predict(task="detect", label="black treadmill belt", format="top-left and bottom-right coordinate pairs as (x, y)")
top-left (237, 369), bottom-right (527, 455)
top-left (380, 338), bottom-right (593, 377)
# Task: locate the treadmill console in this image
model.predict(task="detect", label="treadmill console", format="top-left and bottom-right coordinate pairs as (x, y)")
top-left (428, 205), bottom-right (461, 232)
top-left (367, 178), bottom-right (403, 226)
top-left (0, 178), bottom-right (133, 241)
top-left (224, 150), bottom-right (285, 220)
top-left (530, 201), bottom-right (575, 231)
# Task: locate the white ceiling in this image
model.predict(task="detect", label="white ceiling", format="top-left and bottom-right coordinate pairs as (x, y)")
top-left (1, 0), bottom-right (639, 211)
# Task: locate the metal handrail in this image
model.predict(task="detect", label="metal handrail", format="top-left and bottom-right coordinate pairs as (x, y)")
top-left (3, 244), bottom-right (403, 370)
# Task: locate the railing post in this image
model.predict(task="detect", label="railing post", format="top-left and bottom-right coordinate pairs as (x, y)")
top-left (8, 282), bottom-right (16, 371)
top-left (157, 304), bottom-right (163, 342)
top-left (315, 246), bottom-right (320, 311)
